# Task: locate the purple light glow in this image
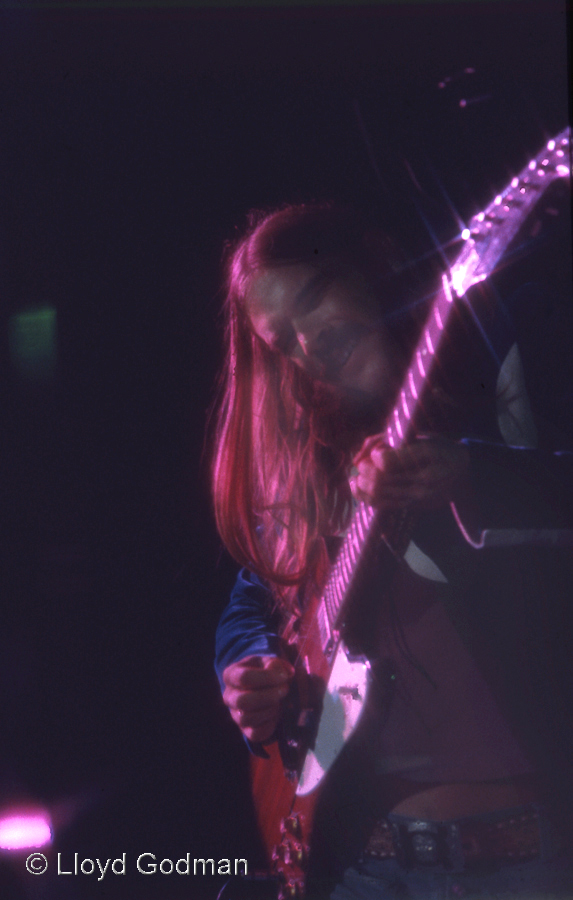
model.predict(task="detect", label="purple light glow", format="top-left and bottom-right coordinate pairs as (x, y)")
top-left (0, 814), bottom-right (52, 850)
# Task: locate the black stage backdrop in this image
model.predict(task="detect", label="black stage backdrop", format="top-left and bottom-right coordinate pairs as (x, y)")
top-left (0, 2), bottom-right (570, 898)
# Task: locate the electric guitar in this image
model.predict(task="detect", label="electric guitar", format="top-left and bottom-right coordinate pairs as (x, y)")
top-left (251, 127), bottom-right (571, 899)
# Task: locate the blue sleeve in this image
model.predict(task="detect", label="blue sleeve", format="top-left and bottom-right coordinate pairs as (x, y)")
top-left (214, 568), bottom-right (281, 692)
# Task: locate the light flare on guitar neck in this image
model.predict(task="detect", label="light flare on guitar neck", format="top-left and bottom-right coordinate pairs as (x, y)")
top-left (451, 128), bottom-right (570, 297)
top-left (387, 127), bottom-right (571, 452)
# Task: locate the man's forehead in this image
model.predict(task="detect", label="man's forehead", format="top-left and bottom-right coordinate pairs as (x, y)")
top-left (246, 265), bottom-right (357, 323)
top-left (246, 265), bottom-right (318, 313)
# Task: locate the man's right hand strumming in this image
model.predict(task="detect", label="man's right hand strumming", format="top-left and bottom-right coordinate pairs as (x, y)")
top-left (222, 655), bottom-right (295, 743)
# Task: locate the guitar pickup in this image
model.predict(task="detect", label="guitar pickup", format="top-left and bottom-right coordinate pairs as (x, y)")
top-left (337, 685), bottom-right (363, 702)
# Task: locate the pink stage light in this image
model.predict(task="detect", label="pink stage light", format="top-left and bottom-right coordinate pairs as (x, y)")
top-left (0, 813), bottom-right (52, 850)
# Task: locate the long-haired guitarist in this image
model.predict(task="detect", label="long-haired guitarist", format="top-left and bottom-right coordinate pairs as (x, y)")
top-left (212, 202), bottom-right (573, 898)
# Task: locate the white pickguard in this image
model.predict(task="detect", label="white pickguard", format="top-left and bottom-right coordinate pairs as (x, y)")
top-left (296, 644), bottom-right (370, 796)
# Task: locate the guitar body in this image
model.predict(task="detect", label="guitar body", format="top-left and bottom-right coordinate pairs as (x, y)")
top-left (252, 541), bottom-right (401, 899)
top-left (251, 585), bottom-right (336, 897)
top-left (248, 128), bottom-right (571, 900)
top-left (252, 739), bottom-right (382, 900)
top-left (251, 673), bottom-right (384, 900)
top-left (252, 622), bottom-right (399, 898)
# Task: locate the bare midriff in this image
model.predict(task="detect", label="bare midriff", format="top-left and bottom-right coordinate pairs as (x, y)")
top-left (389, 775), bottom-right (541, 821)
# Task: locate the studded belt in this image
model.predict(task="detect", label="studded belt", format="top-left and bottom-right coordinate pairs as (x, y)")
top-left (362, 805), bottom-right (547, 870)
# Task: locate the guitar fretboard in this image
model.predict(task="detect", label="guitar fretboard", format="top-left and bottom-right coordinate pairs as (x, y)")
top-left (317, 127), bottom-right (571, 660)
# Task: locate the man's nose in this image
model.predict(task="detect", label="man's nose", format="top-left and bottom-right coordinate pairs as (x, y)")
top-left (292, 332), bottom-right (325, 379)
top-left (295, 332), bottom-right (311, 357)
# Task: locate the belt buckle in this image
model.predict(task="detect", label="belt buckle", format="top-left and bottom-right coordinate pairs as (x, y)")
top-left (393, 820), bottom-right (443, 868)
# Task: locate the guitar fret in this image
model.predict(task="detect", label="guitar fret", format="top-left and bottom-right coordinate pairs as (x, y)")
top-left (332, 565), bottom-right (342, 595)
top-left (347, 537), bottom-right (358, 566)
top-left (333, 578), bottom-right (345, 607)
top-left (354, 517), bottom-right (367, 553)
top-left (352, 516), bottom-right (363, 542)
top-left (317, 600), bottom-right (331, 651)
top-left (328, 579), bottom-right (339, 605)
top-left (345, 546), bottom-right (355, 576)
top-left (408, 370), bottom-right (418, 399)
top-left (326, 591), bottom-right (337, 623)
top-left (442, 272), bottom-right (454, 304)
top-left (325, 584), bottom-right (336, 615)
top-left (354, 513), bottom-right (366, 545)
top-left (425, 328), bottom-right (435, 356)
top-left (359, 503), bottom-right (372, 531)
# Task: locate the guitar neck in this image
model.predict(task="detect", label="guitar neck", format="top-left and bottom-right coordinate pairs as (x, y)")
top-left (317, 126), bottom-right (571, 656)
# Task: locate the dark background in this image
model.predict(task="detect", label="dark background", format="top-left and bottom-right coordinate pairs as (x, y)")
top-left (0, 2), bottom-right (570, 897)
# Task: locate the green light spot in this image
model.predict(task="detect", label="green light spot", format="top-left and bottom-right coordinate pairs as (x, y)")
top-left (9, 307), bottom-right (57, 382)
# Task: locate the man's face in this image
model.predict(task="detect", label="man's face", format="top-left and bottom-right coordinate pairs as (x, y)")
top-left (245, 264), bottom-right (403, 416)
